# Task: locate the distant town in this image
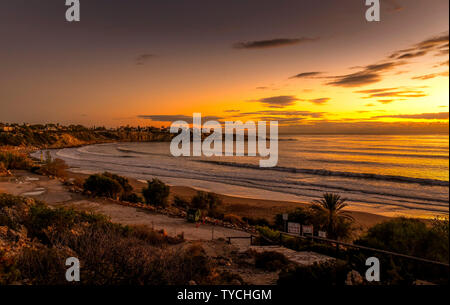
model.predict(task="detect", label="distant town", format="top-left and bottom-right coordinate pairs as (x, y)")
top-left (0, 122), bottom-right (170, 133)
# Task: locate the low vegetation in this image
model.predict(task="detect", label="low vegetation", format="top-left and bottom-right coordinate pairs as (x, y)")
top-left (82, 172), bottom-right (143, 203)
top-left (274, 205), bottom-right (354, 241)
top-left (278, 260), bottom-right (350, 285)
top-left (38, 151), bottom-right (69, 177)
top-left (0, 193), bottom-right (241, 285)
top-left (0, 150), bottom-right (34, 171)
top-left (142, 178), bottom-right (170, 207)
top-left (190, 191), bottom-right (222, 212)
top-left (351, 217), bottom-right (449, 284)
top-left (253, 251), bottom-right (290, 272)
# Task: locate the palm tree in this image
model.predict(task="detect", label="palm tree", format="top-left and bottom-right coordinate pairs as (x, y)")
top-left (311, 193), bottom-right (354, 239)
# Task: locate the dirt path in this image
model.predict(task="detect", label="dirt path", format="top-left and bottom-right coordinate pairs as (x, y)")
top-left (0, 171), bottom-right (251, 245)
top-left (248, 245), bottom-right (335, 266)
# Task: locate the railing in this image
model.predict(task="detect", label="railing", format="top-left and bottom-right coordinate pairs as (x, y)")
top-left (226, 231), bottom-right (449, 268)
top-left (279, 231), bottom-right (450, 268)
top-left (226, 235), bottom-right (256, 245)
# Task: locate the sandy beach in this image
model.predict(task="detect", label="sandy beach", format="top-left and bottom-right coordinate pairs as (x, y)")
top-left (0, 169), bottom-right (389, 235)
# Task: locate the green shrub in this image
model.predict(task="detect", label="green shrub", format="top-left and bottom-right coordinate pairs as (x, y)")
top-left (275, 207), bottom-right (317, 230)
top-left (173, 196), bottom-right (189, 209)
top-left (0, 194), bottom-right (204, 285)
top-left (356, 217), bottom-right (448, 263)
top-left (243, 216), bottom-right (270, 227)
top-left (190, 191), bottom-right (222, 212)
top-left (121, 192), bottom-right (143, 203)
top-left (354, 217), bottom-right (449, 284)
top-left (102, 172), bottom-right (133, 194)
top-left (142, 178), bottom-right (170, 207)
top-left (257, 225), bottom-right (281, 241)
top-left (83, 174), bottom-right (124, 199)
top-left (275, 206), bottom-right (354, 241)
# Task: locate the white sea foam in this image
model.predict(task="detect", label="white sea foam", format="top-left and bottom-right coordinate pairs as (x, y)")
top-left (32, 134), bottom-right (449, 217)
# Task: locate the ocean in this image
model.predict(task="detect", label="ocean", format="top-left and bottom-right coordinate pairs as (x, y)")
top-left (34, 134), bottom-right (449, 218)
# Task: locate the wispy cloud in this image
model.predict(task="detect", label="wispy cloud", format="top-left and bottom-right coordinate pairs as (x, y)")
top-left (412, 71), bottom-right (449, 80)
top-left (389, 33), bottom-right (449, 59)
top-left (355, 87), bottom-right (428, 100)
top-left (326, 62), bottom-right (404, 87)
top-left (135, 53), bottom-right (155, 65)
top-left (307, 98), bottom-right (330, 105)
top-left (322, 32), bottom-right (449, 88)
top-left (373, 112), bottom-right (449, 120)
top-left (254, 95), bottom-right (299, 108)
top-left (239, 110), bottom-right (325, 118)
top-left (233, 37), bottom-right (318, 50)
top-left (377, 100), bottom-right (395, 104)
top-left (289, 71), bottom-right (323, 79)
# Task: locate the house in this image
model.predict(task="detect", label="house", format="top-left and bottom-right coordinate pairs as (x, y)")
top-left (1, 126), bottom-right (14, 132)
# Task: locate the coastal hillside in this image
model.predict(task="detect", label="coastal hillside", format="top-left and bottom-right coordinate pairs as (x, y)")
top-left (0, 124), bottom-right (173, 149)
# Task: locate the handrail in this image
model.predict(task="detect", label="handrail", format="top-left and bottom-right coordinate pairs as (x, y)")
top-left (253, 231), bottom-right (450, 268)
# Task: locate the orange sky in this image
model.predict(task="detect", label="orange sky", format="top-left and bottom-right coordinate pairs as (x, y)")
top-left (0, 0), bottom-right (448, 133)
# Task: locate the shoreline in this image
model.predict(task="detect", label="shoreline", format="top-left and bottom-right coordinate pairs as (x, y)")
top-left (65, 170), bottom-right (390, 230)
top-left (5, 142), bottom-right (445, 228)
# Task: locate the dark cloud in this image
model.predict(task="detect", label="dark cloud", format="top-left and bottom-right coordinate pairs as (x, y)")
top-left (233, 37), bottom-right (318, 50)
top-left (373, 112), bottom-right (449, 120)
top-left (289, 72), bottom-right (323, 79)
top-left (138, 115), bottom-right (223, 123)
top-left (240, 110), bottom-right (325, 118)
top-left (390, 33), bottom-right (449, 59)
top-left (223, 109), bottom-right (240, 113)
top-left (417, 33), bottom-right (449, 49)
top-left (326, 62), bottom-right (403, 87)
top-left (396, 50), bottom-right (427, 59)
top-left (135, 54), bottom-right (155, 65)
top-left (327, 73), bottom-right (380, 87)
top-left (255, 95), bottom-right (299, 108)
top-left (325, 32), bottom-right (449, 88)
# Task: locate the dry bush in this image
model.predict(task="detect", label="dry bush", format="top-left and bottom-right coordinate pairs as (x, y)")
top-left (223, 214), bottom-right (245, 225)
top-left (0, 150), bottom-right (33, 170)
top-left (17, 246), bottom-right (71, 285)
top-left (126, 225), bottom-right (184, 246)
top-left (40, 158), bottom-right (69, 177)
top-left (0, 193), bottom-right (236, 285)
top-left (254, 251), bottom-right (290, 271)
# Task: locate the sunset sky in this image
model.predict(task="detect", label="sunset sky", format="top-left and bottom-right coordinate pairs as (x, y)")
top-left (0, 0), bottom-right (448, 133)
